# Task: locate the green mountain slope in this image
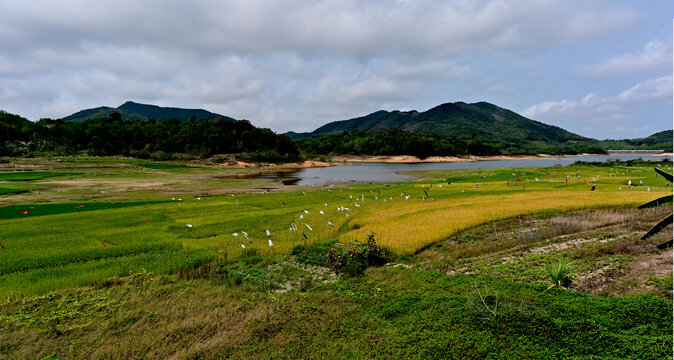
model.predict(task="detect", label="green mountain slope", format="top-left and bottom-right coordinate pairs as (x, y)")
top-left (636, 130), bottom-right (673, 147)
top-left (61, 106), bottom-right (149, 123)
top-left (290, 101), bottom-right (589, 147)
top-left (117, 101), bottom-right (235, 122)
top-left (599, 130), bottom-right (673, 152)
top-left (61, 101), bottom-right (236, 123)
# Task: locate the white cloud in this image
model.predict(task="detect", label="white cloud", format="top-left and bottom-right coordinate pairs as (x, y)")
top-left (521, 76), bottom-right (673, 139)
top-left (575, 40), bottom-right (672, 77)
top-left (616, 76), bottom-right (673, 102)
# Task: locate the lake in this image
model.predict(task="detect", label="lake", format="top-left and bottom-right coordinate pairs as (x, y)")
top-left (259, 155), bottom-right (672, 186)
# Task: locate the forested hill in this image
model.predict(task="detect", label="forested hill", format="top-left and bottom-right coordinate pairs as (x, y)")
top-left (1, 110), bottom-right (298, 161)
top-left (289, 101), bottom-right (589, 146)
top-left (61, 101), bottom-right (236, 123)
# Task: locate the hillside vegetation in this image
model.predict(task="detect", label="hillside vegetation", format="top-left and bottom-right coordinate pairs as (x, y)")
top-left (291, 102), bottom-right (672, 156)
top-left (292, 102), bottom-right (587, 144)
top-left (0, 111), bottom-right (298, 161)
top-left (61, 101), bottom-right (235, 123)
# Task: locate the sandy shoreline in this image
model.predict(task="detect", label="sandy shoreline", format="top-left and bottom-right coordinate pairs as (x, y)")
top-left (328, 154), bottom-right (547, 163)
top-left (222, 152), bottom-right (673, 169)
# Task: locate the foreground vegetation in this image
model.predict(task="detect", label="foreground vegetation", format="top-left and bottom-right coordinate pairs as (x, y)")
top-left (0, 157), bottom-right (671, 358)
top-left (1, 255), bottom-right (671, 359)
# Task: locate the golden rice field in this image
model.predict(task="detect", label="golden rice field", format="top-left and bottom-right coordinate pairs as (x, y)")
top-left (344, 188), bottom-right (662, 254)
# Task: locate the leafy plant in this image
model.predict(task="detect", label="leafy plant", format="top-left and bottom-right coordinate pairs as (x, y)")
top-left (545, 261), bottom-right (575, 290)
top-left (327, 232), bottom-right (394, 277)
top-left (639, 168), bottom-right (673, 249)
top-left (291, 240), bottom-right (337, 266)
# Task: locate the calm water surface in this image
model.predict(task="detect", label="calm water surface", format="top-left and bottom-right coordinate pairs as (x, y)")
top-left (261, 155), bottom-right (672, 186)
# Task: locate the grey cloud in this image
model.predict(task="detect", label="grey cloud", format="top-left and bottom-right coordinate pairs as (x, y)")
top-left (0, 0), bottom-right (666, 139)
top-left (1, 0), bottom-right (640, 57)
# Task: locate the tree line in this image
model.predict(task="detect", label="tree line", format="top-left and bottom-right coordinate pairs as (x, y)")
top-left (3, 110), bottom-right (662, 162)
top-left (295, 128), bottom-right (608, 158)
top-left (0, 111), bottom-right (299, 162)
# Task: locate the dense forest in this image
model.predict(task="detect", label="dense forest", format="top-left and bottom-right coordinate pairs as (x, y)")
top-left (0, 111), bottom-right (299, 161)
top-left (296, 128), bottom-right (609, 158)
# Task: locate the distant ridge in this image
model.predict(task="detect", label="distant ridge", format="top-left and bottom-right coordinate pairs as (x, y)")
top-left (288, 101), bottom-right (589, 147)
top-left (61, 101), bottom-right (236, 123)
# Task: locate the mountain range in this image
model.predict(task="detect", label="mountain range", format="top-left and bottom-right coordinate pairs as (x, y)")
top-left (288, 101), bottom-right (590, 147)
top-left (59, 100), bottom-right (671, 150)
top-left (61, 101), bottom-right (235, 123)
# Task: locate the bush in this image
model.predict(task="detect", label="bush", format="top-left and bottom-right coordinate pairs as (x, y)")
top-left (291, 240), bottom-right (337, 266)
top-left (327, 232), bottom-right (394, 277)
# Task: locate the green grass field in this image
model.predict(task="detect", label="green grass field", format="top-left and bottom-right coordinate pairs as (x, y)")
top-left (0, 158), bottom-right (670, 299)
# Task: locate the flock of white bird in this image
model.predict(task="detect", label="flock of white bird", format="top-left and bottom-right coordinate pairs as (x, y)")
top-left (174, 186), bottom-right (434, 251)
top-left (175, 165), bottom-right (669, 251)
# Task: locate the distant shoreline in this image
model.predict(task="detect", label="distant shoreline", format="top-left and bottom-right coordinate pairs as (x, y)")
top-left (226, 153), bottom-right (673, 169)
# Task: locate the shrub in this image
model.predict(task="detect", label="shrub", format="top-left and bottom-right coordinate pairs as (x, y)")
top-left (327, 232), bottom-right (394, 277)
top-left (291, 240), bottom-right (337, 266)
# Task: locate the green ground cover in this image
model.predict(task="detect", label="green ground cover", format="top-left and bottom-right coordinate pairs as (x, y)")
top-left (0, 262), bottom-right (670, 359)
top-left (0, 171), bottom-right (80, 181)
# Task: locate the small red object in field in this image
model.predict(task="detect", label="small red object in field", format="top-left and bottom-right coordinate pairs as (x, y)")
top-left (147, 219), bottom-right (151, 225)
top-left (146, 202), bottom-right (151, 205)
top-left (0, 241), bottom-right (3, 248)
top-left (110, 202), bottom-right (116, 205)
top-left (21, 211), bottom-right (28, 215)
top-left (99, 240), bottom-right (107, 247)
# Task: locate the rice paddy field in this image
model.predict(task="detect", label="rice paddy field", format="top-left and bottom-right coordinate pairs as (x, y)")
top-left (0, 157), bottom-right (672, 359)
top-left (0, 157), bottom-right (671, 299)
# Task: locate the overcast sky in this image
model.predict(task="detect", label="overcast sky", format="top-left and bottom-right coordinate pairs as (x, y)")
top-left (0, 0), bottom-right (671, 139)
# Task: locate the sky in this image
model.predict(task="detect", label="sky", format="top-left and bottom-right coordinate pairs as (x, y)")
top-left (0, 0), bottom-right (671, 140)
